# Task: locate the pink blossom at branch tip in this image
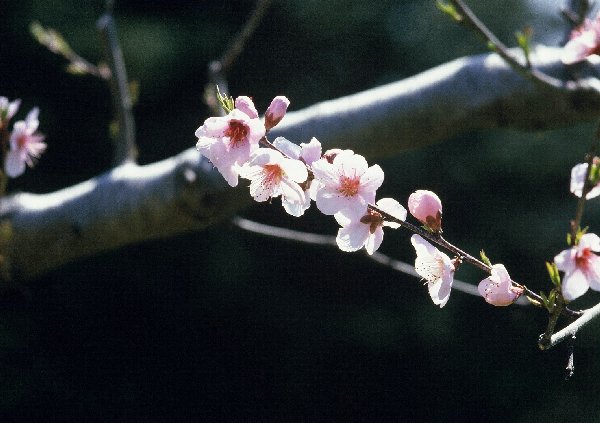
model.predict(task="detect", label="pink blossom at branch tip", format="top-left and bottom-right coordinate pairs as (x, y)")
top-left (478, 264), bottom-right (523, 306)
top-left (408, 190), bottom-right (442, 232)
top-left (311, 150), bottom-right (384, 221)
top-left (264, 96), bottom-right (290, 130)
top-left (0, 97), bottom-right (21, 129)
top-left (561, 17), bottom-right (600, 64)
top-left (234, 96), bottom-right (259, 119)
top-left (554, 233), bottom-right (600, 301)
top-left (239, 148), bottom-right (307, 214)
top-left (5, 107), bottom-right (46, 178)
top-left (335, 198), bottom-right (406, 255)
top-left (411, 234), bottom-right (455, 308)
top-left (195, 106), bottom-right (265, 187)
top-left (272, 136), bottom-right (322, 216)
top-left (570, 162), bottom-right (600, 199)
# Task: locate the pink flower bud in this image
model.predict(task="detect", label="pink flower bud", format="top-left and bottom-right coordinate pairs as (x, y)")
top-left (478, 264), bottom-right (523, 306)
top-left (234, 96), bottom-right (258, 119)
top-left (264, 96), bottom-right (290, 130)
top-left (408, 190), bottom-right (442, 232)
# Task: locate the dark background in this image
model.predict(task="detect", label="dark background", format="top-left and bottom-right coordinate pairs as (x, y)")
top-left (1, 0), bottom-right (600, 421)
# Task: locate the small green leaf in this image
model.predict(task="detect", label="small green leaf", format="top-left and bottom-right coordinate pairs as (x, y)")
top-left (566, 233), bottom-right (572, 246)
top-left (436, 1), bottom-right (462, 21)
top-left (480, 250), bottom-right (492, 267)
top-left (545, 261), bottom-right (561, 288)
top-left (216, 86), bottom-right (234, 114)
top-left (515, 27), bottom-right (533, 66)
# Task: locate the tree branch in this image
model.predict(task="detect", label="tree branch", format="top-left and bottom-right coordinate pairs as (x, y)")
top-left (3, 46), bottom-right (600, 282)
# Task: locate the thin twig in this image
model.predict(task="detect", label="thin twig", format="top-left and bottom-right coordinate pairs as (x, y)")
top-left (97, 11), bottom-right (137, 165)
top-left (206, 0), bottom-right (274, 116)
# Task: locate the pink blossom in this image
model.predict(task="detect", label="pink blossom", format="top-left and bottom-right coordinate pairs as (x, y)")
top-left (234, 96), bottom-right (258, 119)
top-left (411, 234), bottom-right (455, 308)
top-left (335, 198), bottom-right (406, 254)
top-left (0, 97), bottom-right (21, 129)
top-left (311, 150), bottom-right (384, 220)
top-left (239, 148), bottom-right (307, 211)
top-left (195, 105), bottom-right (265, 187)
top-left (570, 162), bottom-right (600, 199)
top-left (264, 96), bottom-right (290, 130)
top-left (5, 107), bottom-right (46, 178)
top-left (272, 136), bottom-right (322, 216)
top-left (554, 233), bottom-right (600, 301)
top-left (478, 264), bottom-right (523, 306)
top-left (408, 190), bottom-right (442, 232)
top-left (561, 17), bottom-right (600, 64)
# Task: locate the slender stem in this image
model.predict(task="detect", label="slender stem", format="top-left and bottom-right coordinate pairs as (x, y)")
top-left (97, 12), bottom-right (137, 165)
top-left (539, 292), bottom-right (565, 349)
top-left (206, 0), bottom-right (274, 116)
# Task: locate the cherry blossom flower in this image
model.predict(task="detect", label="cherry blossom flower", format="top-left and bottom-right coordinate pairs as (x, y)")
top-left (264, 96), bottom-right (290, 130)
top-left (0, 97), bottom-right (21, 129)
top-left (478, 264), bottom-right (523, 306)
top-left (311, 150), bottom-right (384, 220)
top-left (272, 136), bottom-right (322, 216)
top-left (410, 234), bottom-right (456, 308)
top-left (570, 162), bottom-right (600, 199)
top-left (335, 198), bottom-right (406, 254)
top-left (554, 233), bottom-right (600, 301)
top-left (195, 104), bottom-right (265, 187)
top-left (561, 17), bottom-right (600, 65)
top-left (239, 148), bottom-right (308, 211)
top-left (5, 107), bottom-right (46, 178)
top-left (408, 190), bottom-right (443, 232)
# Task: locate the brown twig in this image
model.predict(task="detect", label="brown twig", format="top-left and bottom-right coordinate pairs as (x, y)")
top-left (206, 0), bottom-right (274, 116)
top-left (97, 11), bottom-right (137, 165)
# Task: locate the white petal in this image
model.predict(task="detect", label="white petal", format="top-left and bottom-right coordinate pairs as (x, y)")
top-left (553, 249), bottom-right (574, 273)
top-left (335, 152), bottom-right (368, 177)
top-left (280, 158), bottom-right (308, 183)
top-left (562, 269), bottom-right (590, 301)
top-left (579, 233), bottom-right (600, 251)
top-left (360, 164), bottom-right (384, 191)
top-left (300, 137), bottom-right (322, 165)
top-left (311, 159), bottom-right (339, 186)
top-left (5, 150), bottom-right (25, 178)
top-left (273, 137), bottom-right (301, 159)
top-left (377, 198), bottom-right (407, 228)
top-left (410, 234), bottom-right (438, 260)
top-left (364, 227), bottom-right (384, 255)
top-left (336, 223), bottom-right (369, 252)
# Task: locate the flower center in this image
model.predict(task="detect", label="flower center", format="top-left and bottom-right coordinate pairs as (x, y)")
top-left (224, 120), bottom-right (249, 148)
top-left (17, 134), bottom-right (28, 149)
top-left (338, 175), bottom-right (360, 197)
top-left (262, 164), bottom-right (283, 186)
top-left (576, 247), bottom-right (593, 269)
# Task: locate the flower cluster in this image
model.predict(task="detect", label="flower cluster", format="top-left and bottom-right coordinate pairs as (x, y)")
top-left (0, 97), bottom-right (46, 178)
top-left (195, 95), bottom-right (527, 309)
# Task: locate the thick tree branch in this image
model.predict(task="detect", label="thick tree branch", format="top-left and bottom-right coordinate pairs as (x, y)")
top-left (3, 46), bottom-right (600, 282)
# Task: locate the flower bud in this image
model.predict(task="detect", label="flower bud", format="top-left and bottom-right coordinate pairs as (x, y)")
top-left (234, 96), bottom-right (258, 119)
top-left (264, 96), bottom-right (290, 130)
top-left (408, 190), bottom-right (442, 232)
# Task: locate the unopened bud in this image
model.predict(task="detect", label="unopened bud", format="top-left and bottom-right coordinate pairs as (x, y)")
top-left (264, 96), bottom-right (290, 130)
top-left (408, 190), bottom-right (443, 232)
